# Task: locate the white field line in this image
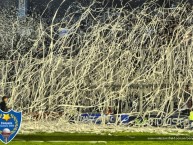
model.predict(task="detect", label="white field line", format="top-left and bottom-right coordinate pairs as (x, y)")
top-left (14, 141), bottom-right (107, 143)
top-left (47, 141), bottom-right (107, 143)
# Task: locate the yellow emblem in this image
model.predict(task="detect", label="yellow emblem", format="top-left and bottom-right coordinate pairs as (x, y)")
top-left (3, 114), bottom-right (11, 121)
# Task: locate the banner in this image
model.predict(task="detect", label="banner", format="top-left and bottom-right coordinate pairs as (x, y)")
top-left (78, 113), bottom-right (129, 124)
top-left (72, 113), bottom-right (189, 128)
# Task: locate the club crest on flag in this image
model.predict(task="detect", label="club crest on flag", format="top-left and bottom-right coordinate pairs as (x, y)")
top-left (0, 110), bottom-right (22, 144)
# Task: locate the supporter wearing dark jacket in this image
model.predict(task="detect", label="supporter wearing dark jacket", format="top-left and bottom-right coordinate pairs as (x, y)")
top-left (0, 96), bottom-right (9, 112)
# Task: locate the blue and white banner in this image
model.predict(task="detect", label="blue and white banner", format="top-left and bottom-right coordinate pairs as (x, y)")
top-left (78, 113), bottom-right (129, 124)
top-left (73, 113), bottom-right (189, 128)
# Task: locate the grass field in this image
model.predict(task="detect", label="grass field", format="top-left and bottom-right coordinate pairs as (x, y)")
top-left (13, 132), bottom-right (193, 141)
top-left (5, 141), bottom-right (193, 145)
top-left (2, 132), bottom-right (192, 145)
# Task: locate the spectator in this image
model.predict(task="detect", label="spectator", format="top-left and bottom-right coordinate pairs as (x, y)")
top-left (0, 96), bottom-right (9, 112)
top-left (189, 108), bottom-right (193, 129)
top-left (105, 107), bottom-right (113, 115)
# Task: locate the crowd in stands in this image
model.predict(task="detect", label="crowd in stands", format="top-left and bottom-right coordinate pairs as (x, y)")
top-left (0, 1), bottom-right (193, 116)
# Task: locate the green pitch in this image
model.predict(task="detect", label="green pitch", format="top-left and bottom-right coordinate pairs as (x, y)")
top-left (4, 132), bottom-right (193, 145)
top-left (6, 141), bottom-right (193, 145)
